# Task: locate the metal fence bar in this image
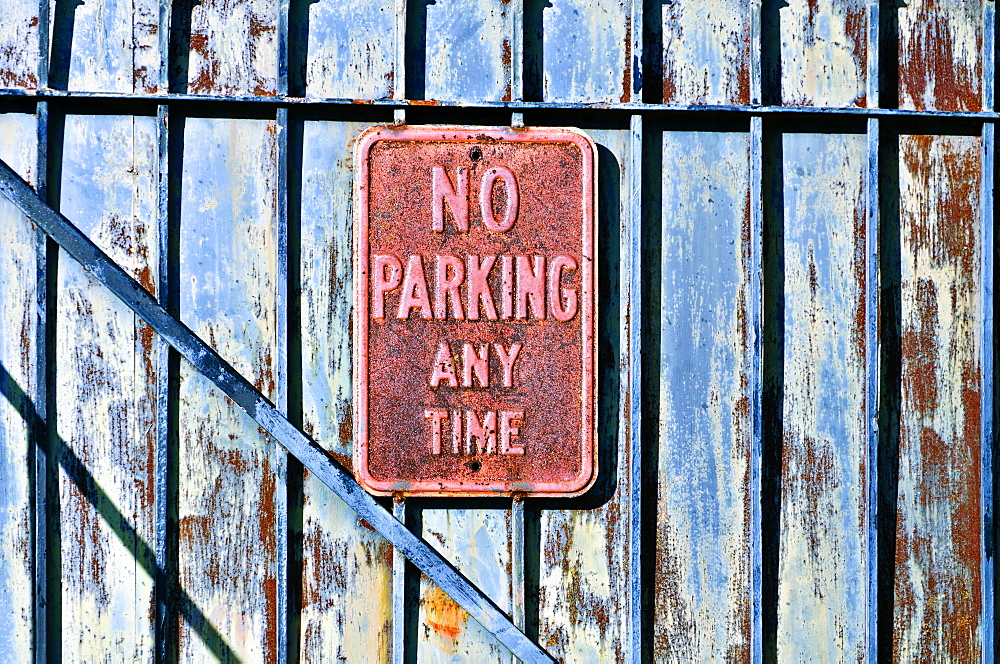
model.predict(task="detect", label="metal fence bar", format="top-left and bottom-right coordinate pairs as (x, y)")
top-left (275, 105), bottom-right (291, 664)
top-left (0, 157), bottom-right (555, 664)
top-left (749, 114), bottom-right (764, 664)
top-left (982, 119), bottom-right (996, 664)
top-left (750, 0), bottom-right (763, 105)
top-left (509, 0), bottom-right (523, 101)
top-left (392, 497), bottom-right (407, 664)
top-left (510, 496), bottom-right (525, 664)
top-left (625, 112), bottom-right (643, 664)
top-left (394, 0), bottom-right (407, 100)
top-left (629, 0), bottom-right (642, 103)
top-left (865, 115), bottom-right (881, 663)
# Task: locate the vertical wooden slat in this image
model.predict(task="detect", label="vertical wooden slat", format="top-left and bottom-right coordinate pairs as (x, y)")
top-left (660, 0), bottom-right (751, 105)
top-left (185, 0), bottom-right (277, 96)
top-left (653, 129), bottom-right (752, 661)
top-left (0, 1), bottom-right (41, 89)
top-left (418, 508), bottom-right (512, 663)
top-left (297, 119), bottom-right (392, 663)
top-left (300, 0), bottom-right (396, 100)
top-left (177, 117), bottom-right (279, 661)
top-left (542, 0), bottom-right (634, 103)
top-left (778, 0), bottom-right (868, 107)
top-left (423, 0), bottom-right (515, 102)
top-left (56, 0), bottom-right (159, 93)
top-left (536, 128), bottom-right (631, 663)
top-left (897, 0), bottom-right (984, 112)
top-left (893, 133), bottom-right (983, 661)
top-left (775, 131), bottom-right (869, 660)
top-left (56, 113), bottom-right (159, 661)
top-left (0, 111), bottom-right (39, 664)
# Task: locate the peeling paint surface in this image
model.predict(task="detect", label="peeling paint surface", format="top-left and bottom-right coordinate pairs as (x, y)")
top-left (186, 0), bottom-right (277, 96)
top-left (661, 1), bottom-right (750, 105)
top-left (0, 112), bottom-right (37, 664)
top-left (897, 0), bottom-right (983, 112)
top-left (177, 118), bottom-right (280, 661)
top-left (777, 132), bottom-right (868, 660)
top-left (655, 130), bottom-right (751, 662)
top-left (893, 134), bottom-right (983, 661)
top-left (304, 0), bottom-right (395, 99)
top-left (779, 0), bottom-right (867, 107)
top-left (425, 0), bottom-right (512, 102)
top-left (298, 120), bottom-right (393, 662)
top-left (0, 1), bottom-right (39, 89)
top-left (543, 0), bottom-right (631, 103)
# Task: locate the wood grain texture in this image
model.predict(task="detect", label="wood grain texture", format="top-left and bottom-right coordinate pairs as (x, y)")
top-left (418, 508), bottom-right (512, 663)
top-left (56, 114), bottom-right (159, 661)
top-left (543, 0), bottom-right (632, 103)
top-left (897, 0), bottom-right (983, 112)
top-left (654, 130), bottom-right (751, 662)
top-left (778, 0), bottom-right (867, 107)
top-left (660, 1), bottom-right (751, 105)
top-left (58, 0), bottom-right (159, 93)
top-left (424, 0), bottom-right (512, 102)
top-left (777, 132), bottom-right (868, 660)
top-left (186, 0), bottom-right (277, 96)
top-left (0, 112), bottom-right (38, 664)
top-left (536, 128), bottom-right (631, 663)
top-left (893, 134), bottom-right (983, 661)
top-left (298, 120), bottom-right (392, 663)
top-left (303, 0), bottom-right (395, 99)
top-left (0, 1), bottom-right (40, 89)
top-left (177, 117), bottom-right (280, 661)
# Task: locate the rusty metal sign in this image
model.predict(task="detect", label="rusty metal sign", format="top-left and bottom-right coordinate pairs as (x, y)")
top-left (353, 126), bottom-right (597, 497)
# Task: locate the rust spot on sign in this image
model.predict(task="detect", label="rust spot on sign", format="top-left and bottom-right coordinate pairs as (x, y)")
top-left (354, 126), bottom-right (597, 497)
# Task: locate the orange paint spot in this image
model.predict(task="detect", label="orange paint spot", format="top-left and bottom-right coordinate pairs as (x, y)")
top-left (423, 585), bottom-right (467, 641)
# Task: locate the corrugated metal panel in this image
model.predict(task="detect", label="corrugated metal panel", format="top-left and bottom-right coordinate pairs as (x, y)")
top-left (0, 1), bottom-right (996, 662)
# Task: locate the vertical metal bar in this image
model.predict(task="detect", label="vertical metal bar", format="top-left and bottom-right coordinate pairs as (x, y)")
top-left (629, 0), bottom-right (642, 102)
top-left (159, 0), bottom-right (171, 93)
top-left (275, 104), bottom-right (291, 664)
top-left (749, 114), bottom-right (764, 664)
top-left (982, 120), bottom-right (995, 664)
top-left (865, 116), bottom-right (880, 663)
top-left (278, 0), bottom-right (290, 97)
top-left (509, 0), bottom-right (523, 101)
top-left (750, 0), bottom-right (763, 105)
top-left (867, 0), bottom-right (880, 108)
top-left (510, 496), bottom-right (525, 664)
top-left (985, 1), bottom-right (995, 113)
top-left (394, 0), bottom-right (407, 99)
top-left (625, 113), bottom-right (643, 663)
top-left (392, 497), bottom-right (407, 664)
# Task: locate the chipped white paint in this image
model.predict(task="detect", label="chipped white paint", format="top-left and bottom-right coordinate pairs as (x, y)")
top-left (177, 118), bottom-right (280, 661)
top-left (304, 0), bottom-right (395, 99)
top-left (777, 132), bottom-right (868, 660)
top-left (298, 120), bottom-right (392, 662)
top-left (0, 1), bottom-right (39, 89)
top-left (0, 112), bottom-right (38, 664)
top-left (60, 0), bottom-right (159, 93)
top-left (661, 1), bottom-right (750, 105)
top-left (656, 131), bottom-right (751, 661)
top-left (544, 0), bottom-right (631, 103)
top-left (188, 0), bottom-right (278, 96)
top-left (779, 0), bottom-right (867, 107)
top-left (425, 0), bottom-right (511, 102)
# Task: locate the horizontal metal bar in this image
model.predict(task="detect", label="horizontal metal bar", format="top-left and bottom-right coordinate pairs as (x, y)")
top-left (0, 87), bottom-right (997, 120)
top-left (0, 157), bottom-right (555, 664)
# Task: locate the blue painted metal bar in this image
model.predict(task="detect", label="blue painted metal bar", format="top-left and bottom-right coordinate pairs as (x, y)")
top-left (394, 0), bottom-right (406, 100)
top-left (510, 0), bottom-right (523, 101)
top-left (0, 156), bottom-right (555, 664)
top-left (391, 497), bottom-right (406, 664)
top-left (865, 116), bottom-right (880, 663)
top-left (629, 0), bottom-right (642, 102)
top-left (749, 114), bottom-right (764, 664)
top-left (275, 105), bottom-right (291, 664)
top-left (510, 496), bottom-right (525, 664)
top-left (750, 0), bottom-right (762, 105)
top-left (981, 119), bottom-right (995, 664)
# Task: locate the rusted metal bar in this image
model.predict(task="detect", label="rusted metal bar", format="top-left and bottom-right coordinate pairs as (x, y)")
top-left (865, 116), bottom-right (880, 662)
top-left (625, 113), bottom-right (642, 663)
top-left (749, 114), bottom-right (764, 664)
top-left (0, 157), bottom-right (555, 664)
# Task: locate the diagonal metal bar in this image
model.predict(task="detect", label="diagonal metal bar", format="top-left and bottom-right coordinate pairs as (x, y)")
top-left (0, 156), bottom-right (555, 664)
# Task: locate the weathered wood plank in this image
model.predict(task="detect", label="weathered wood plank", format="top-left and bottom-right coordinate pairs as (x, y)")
top-left (301, 0), bottom-right (395, 99)
top-left (424, 0), bottom-right (512, 102)
top-left (56, 113), bottom-right (159, 661)
top-left (186, 0), bottom-right (277, 96)
top-left (543, 0), bottom-right (633, 103)
top-left (897, 0), bottom-right (983, 112)
top-left (536, 128), bottom-right (632, 663)
top-left (893, 133), bottom-right (983, 661)
top-left (776, 132), bottom-right (868, 660)
top-left (59, 0), bottom-right (158, 93)
top-left (0, 1), bottom-right (40, 89)
top-left (779, 0), bottom-right (867, 107)
top-left (177, 117), bottom-right (280, 661)
top-left (298, 120), bottom-right (392, 662)
top-left (654, 130), bottom-right (752, 661)
top-left (418, 508), bottom-right (512, 663)
top-left (0, 112), bottom-right (38, 664)
top-left (660, 1), bottom-right (751, 105)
